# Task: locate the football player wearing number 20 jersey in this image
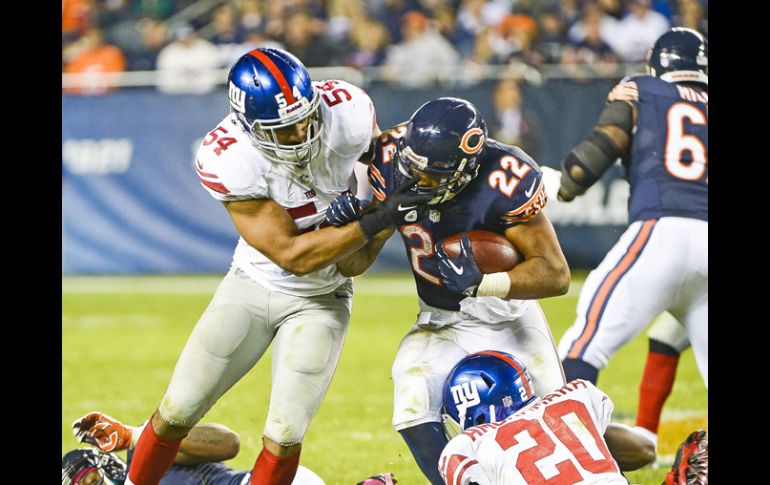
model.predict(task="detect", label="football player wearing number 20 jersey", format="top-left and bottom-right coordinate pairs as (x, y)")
top-left (439, 351), bottom-right (656, 485)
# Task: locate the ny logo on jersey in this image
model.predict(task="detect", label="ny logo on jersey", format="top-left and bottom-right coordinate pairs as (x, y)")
top-left (229, 82), bottom-right (246, 113)
top-left (450, 382), bottom-right (481, 413)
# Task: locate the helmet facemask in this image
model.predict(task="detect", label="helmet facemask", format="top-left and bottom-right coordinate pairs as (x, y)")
top-left (234, 87), bottom-right (323, 167)
top-left (62, 449), bottom-right (127, 485)
top-left (397, 146), bottom-right (479, 205)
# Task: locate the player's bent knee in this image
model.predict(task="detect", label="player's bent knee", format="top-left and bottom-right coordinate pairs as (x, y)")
top-left (392, 375), bottom-right (432, 428)
top-left (265, 402), bottom-right (311, 446)
top-left (158, 388), bottom-right (211, 428)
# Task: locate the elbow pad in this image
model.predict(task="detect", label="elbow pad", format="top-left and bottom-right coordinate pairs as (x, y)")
top-left (560, 101), bottom-right (633, 198)
top-left (560, 129), bottom-right (624, 198)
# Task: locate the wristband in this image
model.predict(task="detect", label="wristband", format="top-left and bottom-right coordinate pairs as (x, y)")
top-left (476, 272), bottom-right (511, 298)
top-left (358, 209), bottom-right (391, 240)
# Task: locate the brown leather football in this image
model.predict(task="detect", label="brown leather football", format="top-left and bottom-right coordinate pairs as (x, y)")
top-left (441, 230), bottom-right (522, 273)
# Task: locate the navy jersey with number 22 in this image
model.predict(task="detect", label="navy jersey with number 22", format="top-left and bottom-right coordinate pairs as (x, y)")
top-left (623, 75), bottom-right (708, 223)
top-left (368, 125), bottom-right (547, 310)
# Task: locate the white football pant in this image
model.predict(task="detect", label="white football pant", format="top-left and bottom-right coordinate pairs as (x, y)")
top-left (558, 217), bottom-right (708, 387)
top-left (158, 265), bottom-right (353, 446)
top-left (391, 299), bottom-right (565, 430)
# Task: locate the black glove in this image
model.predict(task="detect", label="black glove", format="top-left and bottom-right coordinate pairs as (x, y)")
top-left (358, 175), bottom-right (432, 239)
top-left (435, 234), bottom-right (483, 297)
top-left (326, 193), bottom-right (363, 227)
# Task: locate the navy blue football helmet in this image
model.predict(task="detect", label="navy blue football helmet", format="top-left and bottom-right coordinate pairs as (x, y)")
top-left (647, 28), bottom-right (707, 85)
top-left (442, 350), bottom-right (537, 438)
top-left (397, 97), bottom-right (487, 205)
top-left (227, 47), bottom-right (322, 166)
top-left (62, 448), bottom-right (127, 485)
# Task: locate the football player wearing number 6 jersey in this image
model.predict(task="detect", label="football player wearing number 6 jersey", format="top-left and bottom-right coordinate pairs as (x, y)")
top-left (325, 97), bottom-right (570, 484)
top-left (125, 48), bottom-right (432, 485)
top-left (556, 28), bottom-right (708, 411)
top-left (439, 351), bottom-right (656, 485)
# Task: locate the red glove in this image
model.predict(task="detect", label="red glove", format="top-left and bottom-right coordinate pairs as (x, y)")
top-left (72, 411), bottom-right (133, 452)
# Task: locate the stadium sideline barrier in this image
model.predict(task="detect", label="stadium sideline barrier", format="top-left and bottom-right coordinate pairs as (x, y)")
top-left (62, 80), bottom-right (627, 274)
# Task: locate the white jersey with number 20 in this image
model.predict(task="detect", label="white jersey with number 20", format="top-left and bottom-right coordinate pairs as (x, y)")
top-left (440, 380), bottom-right (625, 485)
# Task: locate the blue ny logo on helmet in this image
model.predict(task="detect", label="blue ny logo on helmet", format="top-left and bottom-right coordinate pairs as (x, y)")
top-left (227, 48), bottom-right (322, 166)
top-left (647, 27), bottom-right (708, 85)
top-left (442, 350), bottom-right (537, 438)
top-left (397, 97), bottom-right (487, 205)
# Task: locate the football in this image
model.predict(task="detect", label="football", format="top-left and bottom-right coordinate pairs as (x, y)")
top-left (440, 230), bottom-right (523, 273)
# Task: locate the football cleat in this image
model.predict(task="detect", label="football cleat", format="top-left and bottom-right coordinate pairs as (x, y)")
top-left (664, 429), bottom-right (708, 485)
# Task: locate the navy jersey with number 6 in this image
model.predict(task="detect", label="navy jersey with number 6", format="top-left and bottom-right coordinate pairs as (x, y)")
top-left (623, 75), bottom-right (708, 223)
top-left (369, 126), bottom-right (547, 311)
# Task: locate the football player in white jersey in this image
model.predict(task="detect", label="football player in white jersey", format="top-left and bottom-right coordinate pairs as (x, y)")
top-left (125, 48), bottom-right (432, 485)
top-left (439, 351), bottom-right (656, 485)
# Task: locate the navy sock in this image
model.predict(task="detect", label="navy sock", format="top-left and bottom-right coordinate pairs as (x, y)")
top-left (398, 422), bottom-right (448, 485)
top-left (562, 358), bottom-right (600, 384)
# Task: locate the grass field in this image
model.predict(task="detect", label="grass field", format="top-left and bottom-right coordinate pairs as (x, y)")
top-left (62, 272), bottom-right (706, 484)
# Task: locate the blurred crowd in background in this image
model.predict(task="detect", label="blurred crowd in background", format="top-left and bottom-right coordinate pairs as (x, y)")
top-left (62, 0), bottom-right (707, 95)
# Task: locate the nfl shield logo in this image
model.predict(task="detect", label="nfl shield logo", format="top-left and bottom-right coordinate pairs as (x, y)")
top-left (429, 210), bottom-right (440, 222)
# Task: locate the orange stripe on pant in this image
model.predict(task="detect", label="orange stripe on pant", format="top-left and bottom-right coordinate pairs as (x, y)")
top-left (567, 219), bottom-right (657, 360)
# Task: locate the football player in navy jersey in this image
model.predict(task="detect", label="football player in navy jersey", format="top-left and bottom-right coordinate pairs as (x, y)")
top-left (554, 27), bottom-right (708, 450)
top-left (64, 411), bottom-right (395, 485)
top-left (326, 97), bottom-right (570, 484)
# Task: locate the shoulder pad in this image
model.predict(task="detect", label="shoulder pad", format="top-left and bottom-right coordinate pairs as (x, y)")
top-left (195, 119), bottom-right (268, 201)
top-left (318, 80), bottom-right (377, 157)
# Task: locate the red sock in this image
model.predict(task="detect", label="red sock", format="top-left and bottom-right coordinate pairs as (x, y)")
top-left (636, 348), bottom-right (680, 434)
top-left (250, 447), bottom-right (301, 485)
top-left (126, 421), bottom-right (184, 485)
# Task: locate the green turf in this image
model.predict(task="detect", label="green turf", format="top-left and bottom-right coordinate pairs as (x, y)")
top-left (62, 272), bottom-right (706, 484)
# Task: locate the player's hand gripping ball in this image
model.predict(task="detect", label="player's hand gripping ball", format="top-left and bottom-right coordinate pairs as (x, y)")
top-left (436, 233), bottom-right (483, 297)
top-left (440, 230), bottom-right (522, 273)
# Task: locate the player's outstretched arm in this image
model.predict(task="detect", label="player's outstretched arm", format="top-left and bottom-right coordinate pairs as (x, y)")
top-left (501, 211), bottom-right (571, 299)
top-left (224, 197), bottom-right (370, 276)
top-left (224, 176), bottom-right (430, 276)
top-left (173, 423), bottom-right (240, 466)
top-left (603, 422), bottom-right (657, 471)
top-left (73, 412), bottom-right (240, 465)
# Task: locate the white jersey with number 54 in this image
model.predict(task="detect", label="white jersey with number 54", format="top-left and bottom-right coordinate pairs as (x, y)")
top-left (440, 380), bottom-right (625, 485)
top-left (194, 80), bottom-right (377, 296)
